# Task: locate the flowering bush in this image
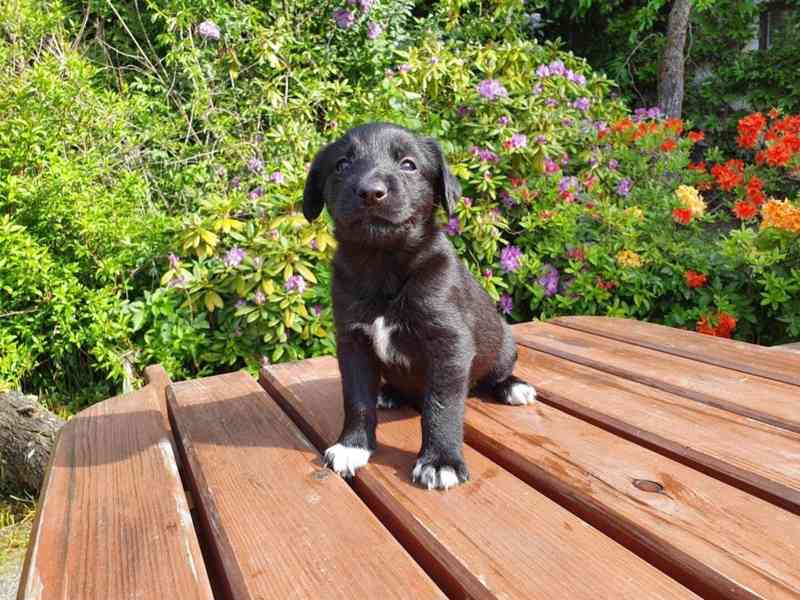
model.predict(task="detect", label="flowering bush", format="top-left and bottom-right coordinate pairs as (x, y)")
top-left (3, 0), bottom-right (798, 408)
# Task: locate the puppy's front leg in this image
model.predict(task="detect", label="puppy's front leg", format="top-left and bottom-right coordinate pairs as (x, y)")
top-left (413, 361), bottom-right (470, 490)
top-left (324, 335), bottom-right (379, 478)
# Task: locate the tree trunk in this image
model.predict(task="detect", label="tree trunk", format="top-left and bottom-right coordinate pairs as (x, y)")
top-left (0, 392), bottom-right (64, 494)
top-left (658, 0), bottom-right (692, 118)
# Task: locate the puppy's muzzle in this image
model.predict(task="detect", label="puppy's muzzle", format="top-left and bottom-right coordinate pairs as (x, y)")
top-left (358, 178), bottom-right (388, 208)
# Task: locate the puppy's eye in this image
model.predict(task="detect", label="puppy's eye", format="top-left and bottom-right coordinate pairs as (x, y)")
top-left (335, 158), bottom-right (352, 174)
top-left (399, 158), bottom-right (417, 171)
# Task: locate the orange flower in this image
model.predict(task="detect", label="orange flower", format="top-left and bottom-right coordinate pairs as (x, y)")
top-left (612, 117), bottom-right (634, 133)
top-left (510, 177), bottom-right (525, 188)
top-left (687, 131), bottom-right (704, 143)
top-left (688, 161), bottom-right (706, 172)
top-left (660, 139), bottom-right (677, 152)
top-left (761, 198), bottom-right (800, 233)
top-left (684, 270), bottom-right (708, 288)
top-left (665, 118), bottom-right (684, 134)
top-left (696, 311), bottom-right (737, 338)
top-left (733, 201), bottom-right (758, 220)
top-left (672, 208), bottom-right (692, 225)
top-left (768, 108), bottom-right (781, 120)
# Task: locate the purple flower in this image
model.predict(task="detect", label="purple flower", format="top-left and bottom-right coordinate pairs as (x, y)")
top-left (430, 56), bottom-right (439, 65)
top-left (229, 176), bottom-right (241, 189)
top-left (544, 158), bottom-right (560, 174)
top-left (537, 264), bottom-right (560, 297)
top-left (647, 106), bottom-right (662, 119)
top-left (235, 299), bottom-right (246, 308)
top-left (483, 269), bottom-right (493, 278)
top-left (169, 276), bottom-right (186, 288)
top-left (270, 170), bottom-right (285, 184)
top-left (559, 176), bottom-right (579, 193)
top-left (507, 133), bottom-right (527, 149)
top-left (197, 20), bottom-right (221, 41)
top-left (535, 134), bottom-right (547, 144)
top-left (561, 118), bottom-right (574, 127)
top-left (269, 228), bottom-right (279, 240)
top-left (548, 60), bottom-right (566, 76)
top-left (545, 98), bottom-right (559, 108)
top-left (398, 63), bottom-right (412, 74)
top-left (223, 246), bottom-right (246, 267)
top-left (462, 196), bottom-right (473, 207)
top-left (572, 97), bottom-right (591, 112)
top-left (500, 245), bottom-right (523, 273)
top-left (633, 107), bottom-right (648, 123)
top-left (354, 0), bottom-right (374, 11)
top-left (249, 186), bottom-right (264, 200)
top-left (566, 70), bottom-right (586, 86)
top-left (594, 120), bottom-right (608, 132)
top-left (312, 304), bottom-right (323, 316)
top-left (500, 190), bottom-right (514, 207)
top-left (284, 275), bottom-right (306, 294)
top-left (608, 159), bottom-right (619, 170)
top-left (333, 9), bottom-right (355, 29)
top-left (498, 115), bottom-right (510, 126)
top-left (255, 290), bottom-right (266, 305)
top-left (616, 178), bottom-right (632, 197)
top-left (366, 21), bottom-right (383, 39)
top-left (168, 253), bottom-right (180, 269)
top-left (309, 239), bottom-right (319, 251)
top-left (535, 64), bottom-right (551, 78)
top-left (247, 157), bottom-right (264, 174)
top-left (532, 83), bottom-right (543, 96)
top-left (457, 105), bottom-right (473, 117)
top-left (498, 294), bottom-right (513, 315)
top-left (471, 146), bottom-right (499, 163)
top-left (476, 79), bottom-right (508, 101)
top-left (446, 216), bottom-right (461, 236)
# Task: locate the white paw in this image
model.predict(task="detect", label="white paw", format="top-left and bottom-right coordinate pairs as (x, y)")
top-left (412, 461), bottom-right (461, 490)
top-left (376, 390), bottom-right (400, 409)
top-left (324, 444), bottom-right (372, 478)
top-left (507, 382), bottom-right (537, 405)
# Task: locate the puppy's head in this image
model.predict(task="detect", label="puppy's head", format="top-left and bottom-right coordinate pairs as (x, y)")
top-left (303, 123), bottom-right (461, 248)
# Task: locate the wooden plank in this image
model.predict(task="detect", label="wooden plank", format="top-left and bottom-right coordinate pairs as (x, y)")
top-left (261, 357), bottom-right (699, 600)
top-left (775, 342), bottom-right (800, 355)
top-left (514, 322), bottom-right (800, 433)
top-left (463, 357), bottom-right (800, 600)
top-left (17, 386), bottom-right (213, 600)
top-left (167, 371), bottom-right (444, 600)
top-left (551, 316), bottom-right (800, 386)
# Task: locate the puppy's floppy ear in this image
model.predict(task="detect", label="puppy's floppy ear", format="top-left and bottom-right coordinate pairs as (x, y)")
top-left (303, 143), bottom-right (334, 222)
top-left (424, 137), bottom-right (461, 216)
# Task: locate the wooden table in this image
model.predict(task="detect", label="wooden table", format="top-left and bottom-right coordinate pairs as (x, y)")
top-left (18, 317), bottom-right (800, 600)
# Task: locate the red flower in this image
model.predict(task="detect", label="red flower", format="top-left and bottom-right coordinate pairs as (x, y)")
top-left (566, 247), bottom-right (586, 261)
top-left (696, 311), bottom-right (737, 338)
top-left (596, 277), bottom-right (617, 290)
top-left (746, 176), bottom-right (766, 206)
top-left (766, 142), bottom-right (792, 166)
top-left (684, 270), bottom-right (708, 288)
top-left (510, 177), bottom-right (525, 188)
top-left (688, 161), bottom-right (706, 172)
top-left (687, 131), bottom-right (705, 143)
top-left (660, 139), bottom-right (677, 152)
top-left (768, 108), bottom-right (781, 120)
top-left (665, 118), bottom-right (684, 134)
top-left (672, 208), bottom-right (693, 225)
top-left (710, 160), bottom-right (744, 191)
top-left (733, 201), bottom-right (758, 220)
top-left (737, 113), bottom-right (766, 149)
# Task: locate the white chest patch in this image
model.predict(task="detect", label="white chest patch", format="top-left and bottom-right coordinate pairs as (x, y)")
top-left (352, 316), bottom-right (410, 368)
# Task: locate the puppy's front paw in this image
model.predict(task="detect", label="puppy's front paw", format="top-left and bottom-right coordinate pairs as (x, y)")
top-left (412, 455), bottom-right (469, 490)
top-left (506, 381), bottom-right (537, 406)
top-left (324, 444), bottom-right (372, 478)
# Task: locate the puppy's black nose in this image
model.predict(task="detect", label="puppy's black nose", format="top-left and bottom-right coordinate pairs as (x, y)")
top-left (358, 181), bottom-right (388, 207)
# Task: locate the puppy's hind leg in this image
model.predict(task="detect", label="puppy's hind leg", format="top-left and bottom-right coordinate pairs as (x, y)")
top-left (485, 328), bottom-right (537, 406)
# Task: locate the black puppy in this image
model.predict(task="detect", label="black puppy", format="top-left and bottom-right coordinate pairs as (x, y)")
top-left (303, 123), bottom-right (536, 490)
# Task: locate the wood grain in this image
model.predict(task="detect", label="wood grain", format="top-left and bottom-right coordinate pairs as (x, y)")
top-left (461, 352), bottom-right (800, 600)
top-left (17, 385), bottom-right (213, 600)
top-left (512, 345), bottom-right (800, 513)
top-left (168, 371), bottom-right (444, 600)
top-left (514, 321), bottom-right (800, 433)
top-left (550, 316), bottom-right (800, 386)
top-left (261, 357), bottom-right (698, 600)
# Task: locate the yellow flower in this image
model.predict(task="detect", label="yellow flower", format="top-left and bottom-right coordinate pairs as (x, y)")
top-left (761, 198), bottom-right (800, 233)
top-left (625, 206), bottom-right (645, 221)
top-left (675, 185), bottom-right (706, 217)
top-left (616, 250), bottom-right (643, 268)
